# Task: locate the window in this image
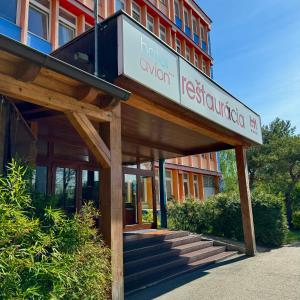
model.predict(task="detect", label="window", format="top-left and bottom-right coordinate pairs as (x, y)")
top-left (200, 25), bottom-right (205, 41)
top-left (174, 0), bottom-right (180, 17)
top-left (159, 24), bottom-right (166, 42)
top-left (192, 16), bottom-right (198, 35)
top-left (203, 175), bottom-right (215, 198)
top-left (210, 152), bottom-right (214, 160)
top-left (193, 174), bottom-right (199, 199)
top-left (132, 1), bottom-right (141, 22)
top-left (186, 46), bottom-right (190, 61)
top-left (159, 0), bottom-right (167, 5)
top-left (194, 52), bottom-right (199, 67)
top-left (166, 170), bottom-right (173, 200)
top-left (115, 0), bottom-right (125, 11)
top-left (184, 8), bottom-right (189, 27)
top-left (55, 167), bottom-right (77, 214)
top-left (176, 38), bottom-right (181, 54)
top-left (32, 166), bottom-right (48, 194)
top-left (0, 0), bottom-right (18, 23)
top-left (59, 8), bottom-right (76, 46)
top-left (202, 58), bottom-right (207, 73)
top-left (201, 153), bottom-right (206, 159)
top-left (183, 173), bottom-right (190, 199)
top-left (82, 170), bottom-right (99, 208)
top-left (28, 0), bottom-right (50, 40)
top-left (146, 14), bottom-right (154, 32)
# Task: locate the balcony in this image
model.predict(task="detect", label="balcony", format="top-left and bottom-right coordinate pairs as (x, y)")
top-left (0, 17), bottom-right (21, 41)
top-left (193, 33), bottom-right (199, 45)
top-left (185, 26), bottom-right (191, 37)
top-left (27, 33), bottom-right (52, 54)
top-left (201, 40), bottom-right (207, 52)
top-left (175, 16), bottom-right (182, 29)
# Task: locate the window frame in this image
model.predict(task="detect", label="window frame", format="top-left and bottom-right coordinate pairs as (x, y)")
top-left (186, 46), bottom-right (190, 62)
top-left (174, 0), bottom-right (180, 18)
top-left (184, 7), bottom-right (189, 28)
top-left (132, 1), bottom-right (141, 22)
top-left (58, 7), bottom-right (77, 46)
top-left (192, 16), bottom-right (198, 35)
top-left (0, 0), bottom-right (21, 25)
top-left (159, 24), bottom-right (166, 42)
top-left (193, 174), bottom-right (199, 199)
top-left (194, 52), bottom-right (198, 68)
top-left (183, 172), bottom-right (190, 199)
top-left (28, 0), bottom-right (50, 41)
top-left (176, 38), bottom-right (181, 54)
top-left (146, 13), bottom-right (154, 33)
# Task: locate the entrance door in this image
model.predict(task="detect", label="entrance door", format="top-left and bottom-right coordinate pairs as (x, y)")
top-left (123, 163), bottom-right (157, 231)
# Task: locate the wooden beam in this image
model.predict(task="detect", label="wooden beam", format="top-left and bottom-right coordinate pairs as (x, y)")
top-left (50, 0), bottom-right (59, 50)
top-left (125, 94), bottom-right (242, 146)
top-left (66, 112), bottom-right (111, 168)
top-left (100, 103), bottom-right (124, 299)
top-left (15, 61), bottom-right (41, 82)
top-left (0, 72), bottom-right (112, 122)
top-left (20, 0), bottom-right (29, 44)
top-left (98, 96), bottom-right (120, 110)
top-left (77, 85), bottom-right (100, 103)
top-left (235, 145), bottom-right (256, 256)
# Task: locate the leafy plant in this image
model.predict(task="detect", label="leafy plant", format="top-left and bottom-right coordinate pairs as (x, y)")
top-left (0, 160), bottom-right (111, 299)
top-left (292, 211), bottom-right (300, 229)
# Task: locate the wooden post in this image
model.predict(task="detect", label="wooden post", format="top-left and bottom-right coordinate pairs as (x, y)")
top-left (100, 103), bottom-right (124, 299)
top-left (20, 0), bottom-right (29, 44)
top-left (159, 159), bottom-right (167, 228)
top-left (50, 0), bottom-right (59, 50)
top-left (235, 145), bottom-right (256, 256)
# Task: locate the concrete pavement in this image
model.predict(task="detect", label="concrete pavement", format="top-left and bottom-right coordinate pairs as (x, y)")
top-left (126, 243), bottom-right (300, 300)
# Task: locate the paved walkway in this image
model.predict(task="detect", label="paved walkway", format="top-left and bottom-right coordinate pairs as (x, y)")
top-left (126, 243), bottom-right (300, 300)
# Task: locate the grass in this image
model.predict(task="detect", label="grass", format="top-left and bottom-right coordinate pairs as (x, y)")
top-left (286, 229), bottom-right (300, 244)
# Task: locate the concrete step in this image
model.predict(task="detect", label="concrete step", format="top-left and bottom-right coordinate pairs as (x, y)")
top-left (124, 231), bottom-right (189, 251)
top-left (125, 246), bottom-right (226, 280)
top-left (124, 234), bottom-right (203, 261)
top-left (125, 250), bottom-right (238, 295)
top-left (125, 240), bottom-right (214, 270)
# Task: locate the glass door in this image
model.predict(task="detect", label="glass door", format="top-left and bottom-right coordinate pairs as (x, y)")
top-left (123, 174), bottom-right (138, 225)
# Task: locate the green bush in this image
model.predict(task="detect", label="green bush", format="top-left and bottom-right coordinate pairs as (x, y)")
top-left (168, 199), bottom-right (212, 233)
top-left (0, 160), bottom-right (111, 299)
top-left (168, 190), bottom-right (288, 247)
top-left (292, 211), bottom-right (300, 229)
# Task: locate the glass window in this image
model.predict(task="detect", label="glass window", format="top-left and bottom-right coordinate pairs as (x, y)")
top-left (186, 46), bottom-right (190, 61)
top-left (202, 58), bottom-right (207, 73)
top-left (132, 2), bottom-right (141, 22)
top-left (165, 170), bottom-right (173, 200)
top-left (115, 0), bottom-right (125, 11)
top-left (28, 4), bottom-right (49, 40)
top-left (159, 24), bottom-right (166, 42)
top-left (59, 22), bottom-right (75, 46)
top-left (141, 176), bottom-right (154, 223)
top-left (192, 17), bottom-right (198, 35)
top-left (194, 52), bottom-right (199, 67)
top-left (59, 8), bottom-right (76, 46)
top-left (32, 166), bottom-right (48, 194)
top-left (200, 25), bottom-right (205, 41)
top-left (183, 173), bottom-right (190, 199)
top-left (174, 0), bottom-right (180, 17)
top-left (176, 38), bottom-right (181, 54)
top-left (55, 167), bottom-right (76, 214)
top-left (147, 14), bottom-right (154, 32)
top-left (82, 170), bottom-right (99, 208)
top-left (193, 174), bottom-right (199, 199)
top-left (0, 0), bottom-right (17, 23)
top-left (123, 174), bottom-right (138, 225)
top-left (184, 8), bottom-right (189, 27)
top-left (203, 175), bottom-right (215, 198)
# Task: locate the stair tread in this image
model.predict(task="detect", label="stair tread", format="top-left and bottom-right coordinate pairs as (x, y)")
top-left (124, 231), bottom-right (188, 243)
top-left (124, 234), bottom-right (202, 255)
top-left (125, 246), bottom-right (226, 278)
top-left (125, 251), bottom-right (239, 295)
top-left (124, 240), bottom-right (213, 266)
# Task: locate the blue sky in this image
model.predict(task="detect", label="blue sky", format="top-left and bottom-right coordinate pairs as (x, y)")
top-left (198, 0), bottom-right (300, 132)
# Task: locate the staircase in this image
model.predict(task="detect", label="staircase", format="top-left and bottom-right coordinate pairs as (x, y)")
top-left (124, 230), bottom-right (238, 295)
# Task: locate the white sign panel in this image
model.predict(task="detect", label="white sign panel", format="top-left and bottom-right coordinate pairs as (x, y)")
top-left (118, 15), bottom-right (262, 144)
top-left (119, 17), bottom-right (180, 103)
top-left (179, 58), bottom-right (262, 143)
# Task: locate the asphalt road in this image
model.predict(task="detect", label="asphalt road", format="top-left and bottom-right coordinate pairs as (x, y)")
top-left (126, 243), bottom-right (300, 300)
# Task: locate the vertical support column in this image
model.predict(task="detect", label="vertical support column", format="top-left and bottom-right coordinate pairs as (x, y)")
top-left (20, 0), bottom-right (29, 44)
top-left (169, 0), bottom-right (175, 21)
top-left (172, 169), bottom-right (179, 201)
top-left (159, 159), bottom-right (167, 228)
top-left (154, 15), bottom-right (159, 36)
top-left (141, 5), bottom-right (147, 27)
top-left (100, 103), bottom-right (124, 299)
top-left (51, 0), bottom-right (59, 50)
top-left (77, 14), bottom-right (86, 35)
top-left (198, 174), bottom-right (205, 201)
top-left (235, 146), bottom-right (256, 256)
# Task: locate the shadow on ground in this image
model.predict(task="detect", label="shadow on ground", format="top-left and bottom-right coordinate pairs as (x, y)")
top-left (125, 255), bottom-right (248, 300)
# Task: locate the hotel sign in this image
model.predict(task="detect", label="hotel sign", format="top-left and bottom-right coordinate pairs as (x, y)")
top-left (117, 16), bottom-right (263, 144)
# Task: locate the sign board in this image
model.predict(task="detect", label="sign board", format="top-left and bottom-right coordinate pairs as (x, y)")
top-left (118, 16), bottom-right (262, 144)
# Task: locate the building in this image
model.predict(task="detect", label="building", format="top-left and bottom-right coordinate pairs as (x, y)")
top-left (0, 0), bottom-right (220, 226)
top-left (0, 2), bottom-right (263, 298)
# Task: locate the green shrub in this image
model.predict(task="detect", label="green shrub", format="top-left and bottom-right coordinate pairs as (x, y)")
top-left (292, 211), bottom-right (300, 229)
top-left (168, 199), bottom-right (212, 233)
top-left (0, 160), bottom-right (111, 299)
top-left (168, 190), bottom-right (288, 247)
